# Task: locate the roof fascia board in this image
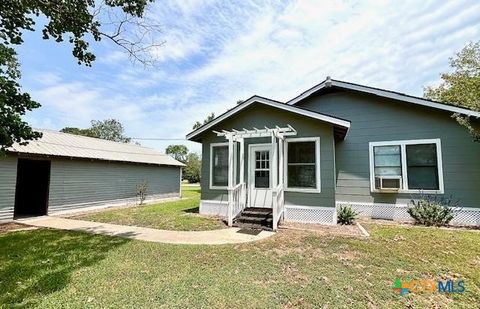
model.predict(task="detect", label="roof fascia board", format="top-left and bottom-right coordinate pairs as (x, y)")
top-left (186, 96), bottom-right (350, 140)
top-left (288, 80), bottom-right (480, 118)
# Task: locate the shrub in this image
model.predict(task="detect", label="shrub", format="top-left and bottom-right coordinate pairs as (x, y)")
top-left (184, 153), bottom-right (201, 183)
top-left (407, 194), bottom-right (460, 226)
top-left (136, 180), bottom-right (149, 205)
top-left (337, 205), bottom-right (358, 225)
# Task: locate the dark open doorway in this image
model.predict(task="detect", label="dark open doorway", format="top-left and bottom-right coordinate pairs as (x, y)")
top-left (14, 159), bottom-right (51, 218)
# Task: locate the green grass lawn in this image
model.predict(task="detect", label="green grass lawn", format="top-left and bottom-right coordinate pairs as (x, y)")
top-left (1, 223), bottom-right (479, 308)
top-left (73, 185), bottom-right (226, 231)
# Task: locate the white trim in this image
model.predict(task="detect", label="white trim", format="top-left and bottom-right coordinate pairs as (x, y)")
top-left (186, 96), bottom-right (350, 140)
top-left (48, 193), bottom-right (180, 216)
top-left (209, 142), bottom-right (229, 190)
top-left (284, 137), bottom-right (321, 193)
top-left (337, 201), bottom-right (408, 208)
top-left (214, 125), bottom-right (297, 141)
top-left (337, 201), bottom-right (480, 212)
top-left (201, 199), bottom-right (229, 205)
top-left (248, 143), bottom-right (273, 208)
top-left (200, 199), bottom-right (228, 218)
top-left (287, 79), bottom-right (480, 118)
top-left (368, 138), bottom-right (444, 194)
top-left (333, 137), bottom-right (336, 192)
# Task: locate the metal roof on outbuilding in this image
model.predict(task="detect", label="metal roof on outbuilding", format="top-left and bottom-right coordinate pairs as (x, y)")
top-left (8, 129), bottom-right (184, 167)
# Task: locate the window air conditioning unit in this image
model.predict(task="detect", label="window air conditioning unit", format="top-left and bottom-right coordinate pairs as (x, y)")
top-left (375, 176), bottom-right (401, 191)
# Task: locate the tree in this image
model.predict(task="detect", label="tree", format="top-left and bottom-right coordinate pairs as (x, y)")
top-left (192, 112), bottom-right (215, 130)
top-left (424, 41), bottom-right (480, 141)
top-left (166, 144), bottom-right (188, 163)
top-left (1, 0), bottom-right (162, 151)
top-left (89, 119), bottom-right (131, 143)
top-left (60, 127), bottom-right (95, 137)
top-left (60, 119), bottom-right (131, 143)
top-left (0, 45), bottom-right (41, 152)
top-left (183, 152), bottom-right (201, 183)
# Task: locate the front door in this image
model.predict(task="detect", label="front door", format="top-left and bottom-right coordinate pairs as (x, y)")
top-left (248, 144), bottom-right (273, 208)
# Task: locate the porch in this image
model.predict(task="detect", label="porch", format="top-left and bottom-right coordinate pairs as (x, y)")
top-left (213, 125), bottom-right (297, 231)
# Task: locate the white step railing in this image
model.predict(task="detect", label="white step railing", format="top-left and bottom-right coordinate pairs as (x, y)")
top-left (228, 182), bottom-right (246, 226)
top-left (272, 183), bottom-right (285, 231)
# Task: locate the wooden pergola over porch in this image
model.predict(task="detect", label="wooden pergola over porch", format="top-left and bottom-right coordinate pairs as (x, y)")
top-left (213, 125), bottom-right (297, 230)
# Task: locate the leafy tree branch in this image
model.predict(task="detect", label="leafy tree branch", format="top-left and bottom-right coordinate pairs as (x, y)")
top-left (424, 41), bottom-right (480, 141)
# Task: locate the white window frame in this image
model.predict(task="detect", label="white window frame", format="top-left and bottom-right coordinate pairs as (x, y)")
top-left (284, 137), bottom-right (321, 193)
top-left (209, 142), bottom-right (236, 190)
top-left (369, 138), bottom-right (444, 194)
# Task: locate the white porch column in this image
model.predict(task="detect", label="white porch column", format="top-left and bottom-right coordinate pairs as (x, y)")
top-left (279, 138), bottom-right (284, 186)
top-left (227, 135), bottom-right (234, 226)
top-left (239, 138), bottom-right (244, 184)
top-left (271, 133), bottom-right (278, 188)
top-left (272, 133), bottom-right (278, 231)
top-left (239, 138), bottom-right (245, 207)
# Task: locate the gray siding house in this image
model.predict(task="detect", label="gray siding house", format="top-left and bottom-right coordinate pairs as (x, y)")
top-left (0, 129), bottom-right (184, 222)
top-left (187, 77), bottom-right (480, 229)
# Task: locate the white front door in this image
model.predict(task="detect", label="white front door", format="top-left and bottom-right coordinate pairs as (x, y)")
top-left (248, 144), bottom-right (273, 208)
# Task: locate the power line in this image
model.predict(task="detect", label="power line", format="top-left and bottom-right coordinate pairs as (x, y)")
top-left (130, 137), bottom-right (189, 141)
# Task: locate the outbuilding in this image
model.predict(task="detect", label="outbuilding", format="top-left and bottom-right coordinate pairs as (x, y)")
top-left (0, 129), bottom-right (184, 221)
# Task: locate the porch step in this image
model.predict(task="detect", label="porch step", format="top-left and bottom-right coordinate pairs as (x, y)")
top-left (233, 207), bottom-right (273, 231)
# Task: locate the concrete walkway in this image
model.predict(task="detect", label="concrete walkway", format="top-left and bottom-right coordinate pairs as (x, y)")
top-left (17, 216), bottom-right (275, 245)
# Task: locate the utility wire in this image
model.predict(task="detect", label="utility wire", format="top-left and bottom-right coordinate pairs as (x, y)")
top-left (130, 138), bottom-right (189, 141)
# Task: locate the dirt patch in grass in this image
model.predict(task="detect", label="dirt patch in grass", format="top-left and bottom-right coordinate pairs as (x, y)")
top-left (0, 222), bottom-right (37, 234)
top-left (280, 221), bottom-right (365, 237)
top-left (359, 217), bottom-right (480, 231)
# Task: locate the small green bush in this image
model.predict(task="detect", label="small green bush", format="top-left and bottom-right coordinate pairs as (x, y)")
top-left (407, 195), bottom-right (460, 227)
top-left (337, 205), bottom-right (358, 225)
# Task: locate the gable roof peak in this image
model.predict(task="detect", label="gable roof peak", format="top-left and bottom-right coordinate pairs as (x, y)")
top-left (186, 95), bottom-right (350, 141)
top-left (287, 78), bottom-right (480, 118)
top-left (325, 76), bottom-right (332, 87)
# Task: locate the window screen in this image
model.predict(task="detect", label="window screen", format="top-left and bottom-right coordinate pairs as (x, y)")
top-left (373, 145), bottom-right (402, 177)
top-left (212, 145), bottom-right (228, 187)
top-left (287, 141), bottom-right (316, 188)
top-left (406, 143), bottom-right (439, 190)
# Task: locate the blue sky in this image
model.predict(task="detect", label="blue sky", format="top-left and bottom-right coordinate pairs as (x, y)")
top-left (17, 0), bottom-right (480, 153)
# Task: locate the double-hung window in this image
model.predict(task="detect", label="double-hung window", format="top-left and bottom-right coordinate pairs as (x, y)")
top-left (210, 143), bottom-right (229, 189)
top-left (284, 137), bottom-right (320, 193)
top-left (369, 139), bottom-right (444, 193)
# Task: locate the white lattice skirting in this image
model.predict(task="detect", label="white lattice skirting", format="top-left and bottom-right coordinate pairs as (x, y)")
top-left (337, 201), bottom-right (480, 226)
top-left (284, 205), bottom-right (337, 225)
top-left (200, 201), bottom-right (337, 225)
top-left (200, 200), bottom-right (228, 218)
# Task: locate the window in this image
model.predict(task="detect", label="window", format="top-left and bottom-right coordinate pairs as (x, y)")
top-left (254, 150), bottom-right (270, 188)
top-left (210, 143), bottom-right (229, 189)
top-left (406, 144), bottom-right (439, 190)
top-left (373, 145), bottom-right (402, 189)
top-left (369, 139), bottom-right (443, 193)
top-left (284, 137), bottom-right (320, 192)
